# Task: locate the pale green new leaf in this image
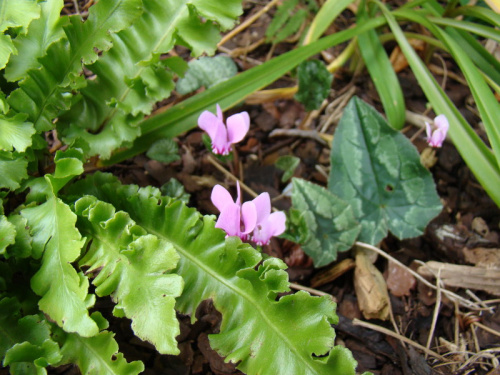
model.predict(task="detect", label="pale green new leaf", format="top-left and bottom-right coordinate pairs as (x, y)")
top-left (0, 215), bottom-right (16, 254)
top-left (0, 298), bottom-right (62, 375)
top-left (74, 196), bottom-right (183, 355)
top-left (59, 0), bottom-right (244, 158)
top-left (7, 0), bottom-right (143, 132)
top-left (0, 0), bottom-right (40, 69)
top-left (0, 113), bottom-right (35, 152)
top-left (56, 313), bottom-right (144, 375)
top-left (0, 151), bottom-right (28, 190)
top-left (291, 179), bottom-right (360, 267)
top-left (21, 185), bottom-right (98, 337)
top-left (5, 0), bottom-right (66, 82)
top-left (70, 172), bottom-right (360, 375)
top-left (328, 97), bottom-right (442, 245)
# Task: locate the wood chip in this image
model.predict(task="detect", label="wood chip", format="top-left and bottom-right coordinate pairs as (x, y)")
top-left (417, 261), bottom-right (500, 296)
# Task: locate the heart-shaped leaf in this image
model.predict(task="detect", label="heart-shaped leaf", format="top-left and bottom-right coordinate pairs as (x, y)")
top-left (328, 97), bottom-right (442, 244)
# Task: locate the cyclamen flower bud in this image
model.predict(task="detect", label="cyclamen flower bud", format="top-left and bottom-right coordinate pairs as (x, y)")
top-left (425, 114), bottom-right (449, 148)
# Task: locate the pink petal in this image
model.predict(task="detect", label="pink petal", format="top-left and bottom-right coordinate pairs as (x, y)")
top-left (198, 110), bottom-right (222, 141)
top-left (252, 211), bottom-right (286, 246)
top-left (434, 114), bottom-right (449, 133)
top-left (252, 192), bottom-right (271, 224)
top-left (215, 203), bottom-right (240, 237)
top-left (226, 111), bottom-right (250, 144)
top-left (425, 122), bottom-right (432, 140)
top-left (216, 104), bottom-right (224, 121)
top-left (211, 185), bottom-right (234, 212)
top-left (210, 122), bottom-right (229, 155)
top-left (241, 201), bottom-right (257, 234)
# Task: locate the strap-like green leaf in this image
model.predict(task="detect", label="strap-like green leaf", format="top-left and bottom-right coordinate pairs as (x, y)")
top-left (291, 179), bottom-right (360, 267)
top-left (21, 189), bottom-right (98, 337)
top-left (69, 172), bottom-right (360, 375)
top-left (74, 196), bottom-right (183, 355)
top-left (357, 5), bottom-right (405, 129)
top-left (328, 97), bottom-right (442, 245)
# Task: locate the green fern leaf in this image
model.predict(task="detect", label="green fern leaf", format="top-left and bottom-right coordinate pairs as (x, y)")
top-left (21, 183), bottom-right (98, 337)
top-left (55, 312), bottom-right (144, 375)
top-left (59, 0), bottom-right (244, 158)
top-left (74, 195), bottom-right (183, 355)
top-left (4, 0), bottom-right (66, 82)
top-left (7, 0), bottom-right (143, 132)
top-left (0, 298), bottom-right (62, 375)
top-left (0, 0), bottom-right (40, 69)
top-left (70, 172), bottom-right (360, 375)
top-left (0, 113), bottom-right (35, 152)
top-left (0, 150), bottom-right (29, 190)
top-left (0, 215), bottom-right (16, 254)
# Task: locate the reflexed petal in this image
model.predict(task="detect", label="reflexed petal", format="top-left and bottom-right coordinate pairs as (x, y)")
top-left (241, 201), bottom-right (257, 234)
top-left (227, 111), bottom-right (250, 144)
top-left (211, 121), bottom-right (229, 154)
top-left (434, 114), bottom-right (449, 132)
top-left (252, 192), bottom-right (271, 224)
top-left (215, 203), bottom-right (240, 237)
top-left (211, 184), bottom-right (234, 212)
top-left (198, 110), bottom-right (222, 141)
top-left (425, 122), bottom-right (432, 140)
top-left (216, 104), bottom-right (224, 121)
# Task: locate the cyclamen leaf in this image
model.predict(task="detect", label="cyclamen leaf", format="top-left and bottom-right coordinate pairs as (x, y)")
top-left (5, 0), bottom-right (66, 82)
top-left (176, 55), bottom-right (238, 95)
top-left (0, 0), bottom-right (40, 69)
top-left (291, 179), bottom-right (360, 267)
top-left (146, 138), bottom-right (181, 164)
top-left (276, 155), bottom-right (300, 182)
top-left (7, 0), bottom-right (143, 132)
top-left (328, 97), bottom-right (442, 245)
top-left (56, 313), bottom-right (144, 375)
top-left (21, 188), bottom-right (98, 337)
top-left (59, 0), bottom-right (244, 158)
top-left (74, 196), bottom-right (183, 355)
top-left (0, 151), bottom-right (29, 190)
top-left (0, 113), bottom-right (35, 152)
top-left (295, 59), bottom-right (333, 111)
top-left (0, 298), bottom-right (62, 375)
top-left (70, 172), bottom-right (360, 375)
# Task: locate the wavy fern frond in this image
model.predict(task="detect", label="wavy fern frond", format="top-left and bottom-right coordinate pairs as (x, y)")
top-left (59, 0), bottom-right (244, 158)
top-left (0, 0), bottom-right (40, 69)
top-left (21, 182), bottom-right (98, 337)
top-left (7, 0), bottom-right (143, 132)
top-left (4, 0), bottom-right (66, 82)
top-left (0, 150), bottom-right (29, 190)
top-left (55, 312), bottom-right (145, 375)
top-left (69, 172), bottom-right (360, 375)
top-left (0, 297), bottom-right (62, 375)
top-left (73, 195), bottom-right (183, 355)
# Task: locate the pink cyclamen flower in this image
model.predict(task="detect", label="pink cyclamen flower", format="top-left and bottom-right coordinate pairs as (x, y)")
top-left (211, 182), bottom-right (256, 241)
top-left (251, 193), bottom-right (286, 246)
top-left (198, 104), bottom-right (250, 155)
top-left (425, 114), bottom-right (449, 148)
top-left (211, 183), bottom-right (287, 245)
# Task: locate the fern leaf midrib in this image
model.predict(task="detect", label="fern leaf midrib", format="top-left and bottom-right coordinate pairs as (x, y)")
top-left (102, 6), bottom-right (186, 125)
top-left (32, 1), bottom-right (123, 128)
top-left (147, 227), bottom-right (319, 374)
